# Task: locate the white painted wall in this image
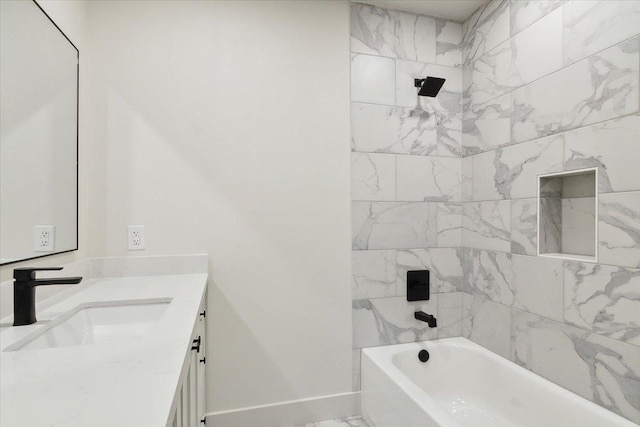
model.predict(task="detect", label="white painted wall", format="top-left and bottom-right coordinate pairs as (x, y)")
top-left (84, 0), bottom-right (352, 414)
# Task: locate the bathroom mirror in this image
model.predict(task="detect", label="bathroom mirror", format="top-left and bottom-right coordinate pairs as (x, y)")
top-left (0, 0), bottom-right (79, 265)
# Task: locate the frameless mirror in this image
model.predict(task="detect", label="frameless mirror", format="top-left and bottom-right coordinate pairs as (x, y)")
top-left (0, 0), bottom-right (79, 264)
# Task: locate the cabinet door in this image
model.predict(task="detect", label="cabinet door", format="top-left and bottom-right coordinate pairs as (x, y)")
top-left (197, 297), bottom-right (207, 425)
top-left (165, 291), bottom-right (207, 427)
top-left (181, 360), bottom-right (190, 427)
top-left (190, 343), bottom-right (198, 426)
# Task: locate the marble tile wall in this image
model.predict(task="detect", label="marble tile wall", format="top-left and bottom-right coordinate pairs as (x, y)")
top-left (459, 1), bottom-right (640, 423)
top-left (349, 2), bottom-right (639, 422)
top-left (350, 2), bottom-right (465, 392)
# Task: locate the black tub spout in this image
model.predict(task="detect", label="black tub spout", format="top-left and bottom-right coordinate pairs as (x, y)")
top-left (414, 311), bottom-right (437, 328)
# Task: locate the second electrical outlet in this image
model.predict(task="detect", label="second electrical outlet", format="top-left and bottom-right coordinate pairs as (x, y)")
top-left (128, 225), bottom-right (145, 250)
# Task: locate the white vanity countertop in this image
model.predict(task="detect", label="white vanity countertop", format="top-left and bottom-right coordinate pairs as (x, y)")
top-left (0, 273), bottom-right (208, 427)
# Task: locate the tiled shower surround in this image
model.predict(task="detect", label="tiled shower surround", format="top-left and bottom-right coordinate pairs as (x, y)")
top-left (350, 1), bottom-right (640, 423)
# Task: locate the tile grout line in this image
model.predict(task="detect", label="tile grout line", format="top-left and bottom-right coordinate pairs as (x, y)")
top-left (461, 110), bottom-right (640, 159)
top-left (451, 188), bottom-right (640, 204)
top-left (508, 0), bottom-right (566, 39)
top-left (466, 33), bottom-right (640, 116)
top-left (458, 290), bottom-right (640, 351)
top-left (353, 245), bottom-right (640, 272)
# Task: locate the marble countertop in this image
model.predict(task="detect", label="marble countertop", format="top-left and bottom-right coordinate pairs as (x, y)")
top-left (0, 273), bottom-right (208, 427)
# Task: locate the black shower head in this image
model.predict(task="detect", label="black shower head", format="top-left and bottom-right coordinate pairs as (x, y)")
top-left (415, 77), bottom-right (446, 97)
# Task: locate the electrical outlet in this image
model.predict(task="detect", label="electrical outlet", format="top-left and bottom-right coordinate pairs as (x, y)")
top-left (34, 225), bottom-right (55, 252)
top-left (128, 225), bottom-right (145, 251)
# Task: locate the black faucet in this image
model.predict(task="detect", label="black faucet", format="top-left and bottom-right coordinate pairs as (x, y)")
top-left (13, 267), bottom-right (82, 326)
top-left (415, 311), bottom-right (437, 328)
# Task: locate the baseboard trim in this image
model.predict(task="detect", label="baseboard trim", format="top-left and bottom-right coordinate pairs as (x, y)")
top-left (205, 391), bottom-right (360, 427)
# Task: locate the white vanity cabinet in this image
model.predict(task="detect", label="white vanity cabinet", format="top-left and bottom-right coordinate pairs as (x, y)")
top-left (167, 294), bottom-right (207, 427)
top-left (0, 271), bottom-right (210, 427)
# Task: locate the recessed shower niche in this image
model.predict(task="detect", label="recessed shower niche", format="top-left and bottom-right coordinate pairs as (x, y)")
top-left (538, 168), bottom-right (598, 262)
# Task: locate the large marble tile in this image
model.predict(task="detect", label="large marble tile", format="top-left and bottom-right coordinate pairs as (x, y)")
top-left (512, 310), bottom-right (640, 423)
top-left (462, 92), bottom-right (512, 155)
top-left (350, 3), bottom-right (437, 63)
top-left (501, 134), bottom-right (564, 199)
top-left (352, 201), bottom-right (437, 250)
top-left (599, 192), bottom-right (640, 269)
top-left (466, 249), bottom-right (514, 306)
top-left (351, 152), bottom-right (396, 201)
top-left (396, 60), bottom-right (462, 113)
top-left (394, 10), bottom-right (437, 63)
top-left (396, 155), bottom-right (461, 202)
top-left (511, 254), bottom-right (564, 321)
top-left (562, 172), bottom-right (596, 198)
top-left (463, 0), bottom-right (511, 65)
top-left (471, 134), bottom-right (563, 201)
top-left (461, 157), bottom-right (473, 202)
top-left (564, 0), bottom-right (640, 65)
top-left (562, 196), bottom-right (596, 256)
top-left (352, 250), bottom-right (397, 299)
top-left (462, 63), bottom-right (472, 110)
top-left (470, 7), bottom-right (563, 106)
top-left (436, 19), bottom-right (463, 68)
top-left (539, 196), bottom-right (562, 254)
top-left (351, 53), bottom-right (395, 105)
top-left (510, 198), bottom-right (537, 256)
top-left (437, 203), bottom-right (463, 247)
top-left (353, 296), bottom-right (438, 348)
top-left (436, 111), bottom-right (463, 157)
top-left (351, 103), bottom-right (438, 156)
top-left (564, 114), bottom-right (640, 194)
top-left (438, 292), bottom-right (464, 339)
top-left (350, 3), bottom-right (396, 58)
top-left (468, 41), bottom-right (511, 107)
top-left (463, 201), bottom-right (511, 252)
top-left (511, 36), bottom-right (640, 144)
top-left (463, 293), bottom-right (512, 359)
top-left (466, 250), bottom-right (564, 321)
top-left (507, 6), bottom-right (563, 81)
top-left (564, 261), bottom-right (640, 346)
top-left (396, 248), bottom-right (464, 295)
top-left (510, 0), bottom-right (566, 36)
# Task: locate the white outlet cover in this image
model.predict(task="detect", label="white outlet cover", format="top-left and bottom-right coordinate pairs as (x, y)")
top-left (128, 225), bottom-right (145, 251)
top-left (34, 225), bottom-right (55, 252)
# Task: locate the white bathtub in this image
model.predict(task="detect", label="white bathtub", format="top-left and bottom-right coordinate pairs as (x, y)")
top-left (361, 337), bottom-right (637, 427)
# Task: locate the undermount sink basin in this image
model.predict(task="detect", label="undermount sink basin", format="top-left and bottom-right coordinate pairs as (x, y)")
top-left (6, 298), bottom-right (172, 351)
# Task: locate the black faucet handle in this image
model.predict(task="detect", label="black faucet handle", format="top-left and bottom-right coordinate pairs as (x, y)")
top-left (14, 267), bottom-right (64, 281)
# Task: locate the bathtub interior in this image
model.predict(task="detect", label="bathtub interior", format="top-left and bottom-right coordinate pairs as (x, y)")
top-left (362, 338), bottom-right (638, 427)
top-left (361, 351), bottom-right (451, 427)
